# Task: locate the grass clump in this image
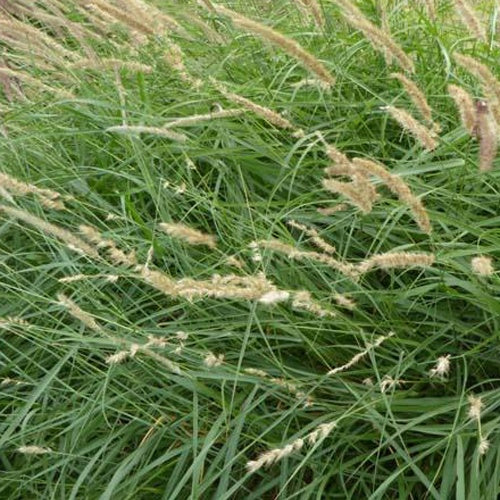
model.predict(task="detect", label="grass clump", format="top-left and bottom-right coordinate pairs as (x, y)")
top-left (0, 0), bottom-right (499, 498)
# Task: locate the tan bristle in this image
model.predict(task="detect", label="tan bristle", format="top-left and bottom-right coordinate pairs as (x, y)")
top-left (0, 18), bottom-right (79, 61)
top-left (378, 0), bottom-right (393, 65)
top-left (57, 293), bottom-right (102, 332)
top-left (0, 172), bottom-right (66, 210)
top-left (475, 100), bottom-right (498, 172)
top-left (17, 445), bottom-right (52, 455)
top-left (79, 225), bottom-right (137, 267)
top-left (140, 268), bottom-right (288, 304)
top-left (355, 251), bottom-right (435, 275)
top-left (383, 105), bottom-right (437, 151)
top-left (327, 332), bottom-right (394, 376)
top-left (211, 78), bottom-right (304, 136)
top-left (422, 0), bottom-right (436, 20)
top-left (322, 178), bottom-right (374, 214)
top-left (244, 367), bottom-right (313, 405)
top-left (88, 0), bottom-right (155, 36)
top-left (69, 58), bottom-right (153, 73)
top-left (453, 0), bottom-right (486, 42)
top-left (159, 222), bottom-right (217, 248)
top-left (317, 204), bottom-right (348, 216)
top-left (324, 161), bottom-right (380, 210)
top-left (335, 0), bottom-right (414, 73)
top-left (164, 109), bottom-right (247, 128)
top-left (114, 0), bottom-right (185, 34)
top-left (58, 293), bottom-right (181, 373)
top-left (391, 73), bottom-right (433, 123)
top-left (246, 420), bottom-right (337, 473)
top-left (351, 157), bottom-right (432, 233)
top-left (334, 294), bottom-right (356, 310)
top-left (164, 41), bottom-right (202, 88)
top-left (0, 67), bottom-right (74, 100)
top-left (214, 5), bottom-right (335, 88)
top-left (0, 58), bottom-right (23, 102)
top-left (471, 255), bottom-right (495, 276)
top-left (295, 0), bottom-right (325, 29)
top-left (447, 84), bottom-right (476, 134)
top-left (0, 205), bottom-right (99, 258)
top-left (287, 220), bottom-right (336, 254)
top-left (106, 125), bottom-right (188, 143)
top-left (197, 0), bottom-right (216, 12)
top-left (453, 53), bottom-right (500, 122)
top-left (255, 239), bottom-right (357, 279)
top-left (292, 290), bottom-right (335, 317)
top-left (16, 4), bottom-right (98, 58)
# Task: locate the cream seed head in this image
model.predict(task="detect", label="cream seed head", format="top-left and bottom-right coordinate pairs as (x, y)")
top-left (258, 290), bottom-right (291, 305)
top-left (429, 355), bottom-right (451, 378)
top-left (478, 437), bottom-right (490, 455)
top-left (471, 256), bottom-right (494, 276)
top-left (453, 0), bottom-right (487, 42)
top-left (159, 222), bottom-right (217, 248)
top-left (468, 394), bottom-right (483, 421)
top-left (383, 105), bottom-right (438, 151)
top-left (204, 352), bottom-right (224, 367)
top-left (214, 5), bottom-right (335, 87)
top-left (448, 84), bottom-right (476, 134)
top-left (17, 445), bottom-right (52, 455)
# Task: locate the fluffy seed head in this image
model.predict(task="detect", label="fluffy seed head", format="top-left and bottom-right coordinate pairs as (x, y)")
top-left (159, 222), bottom-right (216, 248)
top-left (471, 256), bottom-right (494, 276)
top-left (468, 394), bottom-right (483, 421)
top-left (17, 445), bottom-right (52, 455)
top-left (429, 355), bottom-right (451, 378)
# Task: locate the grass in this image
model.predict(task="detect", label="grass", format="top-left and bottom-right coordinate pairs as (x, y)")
top-left (0, 0), bottom-right (499, 498)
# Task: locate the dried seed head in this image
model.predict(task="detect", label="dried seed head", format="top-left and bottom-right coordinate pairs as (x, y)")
top-left (453, 53), bottom-right (500, 122)
top-left (317, 204), bottom-right (348, 216)
top-left (391, 73), bottom-right (433, 123)
top-left (259, 290), bottom-right (291, 305)
top-left (211, 78), bottom-right (303, 135)
top-left (214, 5), bottom-right (335, 87)
top-left (453, 0), bottom-right (486, 42)
top-left (70, 58), bottom-right (153, 73)
top-left (322, 178), bottom-right (374, 214)
top-left (79, 225), bottom-right (137, 267)
top-left (380, 375), bottom-right (403, 393)
top-left (204, 352), bottom-right (224, 367)
top-left (17, 445), bottom-right (52, 455)
top-left (327, 332), bottom-right (394, 376)
top-left (448, 84), bottom-right (476, 134)
top-left (58, 293), bottom-right (102, 332)
top-left (254, 239), bottom-right (357, 279)
top-left (479, 437), bottom-right (490, 455)
top-left (429, 354), bottom-right (451, 378)
top-left (335, 0), bottom-right (414, 73)
top-left (351, 157), bottom-right (432, 233)
top-left (383, 105), bottom-right (438, 151)
top-left (334, 294), bottom-right (356, 310)
top-left (475, 100), bottom-right (498, 172)
top-left (106, 125), bottom-right (188, 143)
top-left (292, 291), bottom-right (336, 318)
top-left (164, 108), bottom-right (247, 128)
top-left (287, 220), bottom-right (336, 254)
top-left (355, 251), bottom-right (435, 275)
top-left (106, 350), bottom-right (130, 364)
top-left (159, 222), bottom-right (216, 248)
top-left (471, 255), bottom-right (494, 276)
top-left (0, 67), bottom-right (74, 100)
top-left (468, 394), bottom-right (483, 421)
top-left (246, 420), bottom-right (336, 473)
top-left (0, 205), bottom-right (99, 258)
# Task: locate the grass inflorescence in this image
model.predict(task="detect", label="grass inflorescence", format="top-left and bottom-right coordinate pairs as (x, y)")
top-left (0, 0), bottom-right (499, 498)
